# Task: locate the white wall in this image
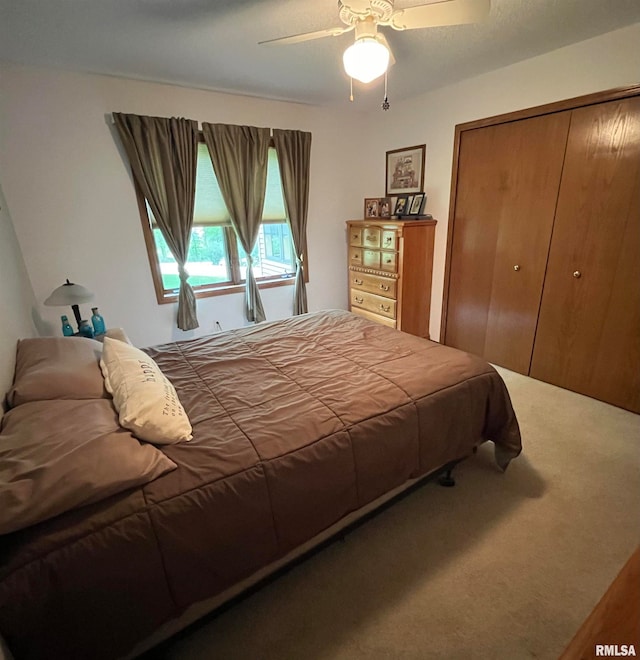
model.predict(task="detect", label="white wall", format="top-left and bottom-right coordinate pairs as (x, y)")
top-left (0, 183), bottom-right (38, 409)
top-left (0, 66), bottom-right (369, 347)
top-left (365, 22), bottom-right (640, 340)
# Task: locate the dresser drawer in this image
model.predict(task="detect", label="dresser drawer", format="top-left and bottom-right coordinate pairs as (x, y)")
top-left (379, 251), bottom-right (397, 272)
top-left (349, 271), bottom-right (397, 299)
top-left (349, 247), bottom-right (363, 266)
top-left (350, 289), bottom-right (397, 320)
top-left (362, 249), bottom-right (381, 269)
top-left (362, 227), bottom-right (381, 249)
top-left (349, 227), bottom-right (362, 246)
top-left (350, 306), bottom-right (397, 329)
top-left (381, 230), bottom-right (397, 250)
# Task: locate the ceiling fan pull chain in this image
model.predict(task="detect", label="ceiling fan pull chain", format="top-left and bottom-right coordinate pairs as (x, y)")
top-left (382, 70), bottom-right (390, 111)
top-left (350, 76), bottom-right (354, 102)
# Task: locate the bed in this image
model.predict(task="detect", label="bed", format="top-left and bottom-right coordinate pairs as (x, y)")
top-left (0, 309), bottom-right (521, 659)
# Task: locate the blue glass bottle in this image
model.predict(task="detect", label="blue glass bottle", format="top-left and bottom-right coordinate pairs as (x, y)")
top-left (61, 315), bottom-right (74, 337)
top-left (91, 307), bottom-right (106, 336)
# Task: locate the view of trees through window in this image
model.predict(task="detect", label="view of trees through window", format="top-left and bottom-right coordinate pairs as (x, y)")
top-left (154, 222), bottom-right (294, 292)
top-left (154, 226), bottom-right (229, 290)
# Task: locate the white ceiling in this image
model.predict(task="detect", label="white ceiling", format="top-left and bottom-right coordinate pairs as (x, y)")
top-left (1, 0), bottom-right (640, 110)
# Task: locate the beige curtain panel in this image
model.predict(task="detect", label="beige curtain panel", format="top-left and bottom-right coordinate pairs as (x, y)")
top-left (113, 113), bottom-right (199, 331)
top-left (272, 129), bottom-right (312, 315)
top-left (202, 123), bottom-right (270, 323)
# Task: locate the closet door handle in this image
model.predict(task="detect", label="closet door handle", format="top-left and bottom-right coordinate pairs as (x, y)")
top-left (513, 264), bottom-right (520, 271)
top-left (573, 270), bottom-right (582, 279)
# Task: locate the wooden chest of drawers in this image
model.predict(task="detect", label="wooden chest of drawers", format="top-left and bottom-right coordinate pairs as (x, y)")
top-left (346, 219), bottom-right (436, 338)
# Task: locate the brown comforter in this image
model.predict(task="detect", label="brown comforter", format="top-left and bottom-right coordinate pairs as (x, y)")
top-left (0, 310), bottom-right (521, 659)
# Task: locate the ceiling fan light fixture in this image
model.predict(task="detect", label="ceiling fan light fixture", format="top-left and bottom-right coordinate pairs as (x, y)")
top-left (343, 37), bottom-right (389, 83)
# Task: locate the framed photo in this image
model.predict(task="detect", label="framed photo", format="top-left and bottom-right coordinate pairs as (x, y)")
top-left (379, 197), bottom-right (392, 218)
top-left (385, 145), bottom-right (426, 196)
top-left (364, 197), bottom-right (380, 218)
top-left (393, 195), bottom-right (409, 217)
top-left (408, 192), bottom-right (426, 216)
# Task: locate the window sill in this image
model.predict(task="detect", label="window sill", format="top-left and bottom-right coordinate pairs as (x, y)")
top-left (156, 274), bottom-right (296, 305)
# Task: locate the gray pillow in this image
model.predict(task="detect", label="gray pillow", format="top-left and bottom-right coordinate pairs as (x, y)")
top-left (0, 399), bottom-right (177, 535)
top-left (7, 337), bottom-right (108, 408)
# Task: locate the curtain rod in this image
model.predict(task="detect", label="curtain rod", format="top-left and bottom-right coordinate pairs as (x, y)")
top-left (109, 115), bottom-right (277, 135)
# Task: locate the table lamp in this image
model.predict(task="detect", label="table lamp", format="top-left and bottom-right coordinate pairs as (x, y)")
top-left (44, 279), bottom-right (95, 332)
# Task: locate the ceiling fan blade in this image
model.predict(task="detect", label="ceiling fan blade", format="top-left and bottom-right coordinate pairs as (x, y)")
top-left (390, 0), bottom-right (490, 31)
top-left (259, 25), bottom-right (354, 46)
top-left (377, 33), bottom-right (396, 66)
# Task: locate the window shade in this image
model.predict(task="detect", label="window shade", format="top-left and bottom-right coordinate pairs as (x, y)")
top-left (149, 145), bottom-right (287, 228)
top-left (262, 147), bottom-right (287, 221)
top-left (190, 144), bottom-right (287, 226)
top-left (192, 143), bottom-right (230, 225)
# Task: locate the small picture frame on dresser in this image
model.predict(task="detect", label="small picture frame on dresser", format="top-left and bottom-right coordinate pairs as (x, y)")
top-left (379, 197), bottom-right (391, 218)
top-left (364, 198), bottom-right (380, 218)
top-left (408, 192), bottom-right (426, 216)
top-left (393, 195), bottom-right (409, 217)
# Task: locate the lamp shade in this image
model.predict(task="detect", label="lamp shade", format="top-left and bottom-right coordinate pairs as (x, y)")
top-left (343, 38), bottom-right (390, 84)
top-left (44, 279), bottom-right (94, 306)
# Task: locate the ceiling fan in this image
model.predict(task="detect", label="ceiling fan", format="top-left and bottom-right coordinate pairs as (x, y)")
top-left (260, 0), bottom-right (491, 89)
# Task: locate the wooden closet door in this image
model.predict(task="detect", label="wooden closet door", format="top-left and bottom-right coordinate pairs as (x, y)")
top-left (530, 97), bottom-right (640, 412)
top-left (445, 112), bottom-right (571, 373)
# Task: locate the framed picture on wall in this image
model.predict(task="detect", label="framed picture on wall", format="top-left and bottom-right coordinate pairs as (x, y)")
top-left (385, 145), bottom-right (426, 196)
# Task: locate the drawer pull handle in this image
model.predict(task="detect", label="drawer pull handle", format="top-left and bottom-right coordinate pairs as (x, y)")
top-left (352, 234), bottom-right (358, 239)
top-left (354, 278), bottom-right (363, 285)
top-left (513, 264), bottom-right (520, 272)
top-left (380, 305), bottom-right (390, 312)
top-left (385, 259), bottom-right (392, 264)
top-left (355, 296), bottom-right (364, 304)
top-left (384, 237), bottom-right (392, 244)
top-left (573, 270), bottom-right (581, 279)
top-left (366, 235), bottom-right (376, 242)
top-left (353, 254), bottom-right (360, 260)
top-left (379, 284), bottom-right (390, 291)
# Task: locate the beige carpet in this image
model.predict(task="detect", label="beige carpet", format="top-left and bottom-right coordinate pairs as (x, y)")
top-left (151, 369), bottom-right (640, 660)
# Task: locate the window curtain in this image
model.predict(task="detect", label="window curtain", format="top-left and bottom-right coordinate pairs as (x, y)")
top-left (272, 129), bottom-right (312, 315)
top-left (113, 113), bottom-right (199, 330)
top-left (202, 123), bottom-right (270, 323)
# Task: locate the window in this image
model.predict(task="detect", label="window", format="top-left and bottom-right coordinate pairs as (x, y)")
top-left (263, 223), bottom-right (293, 265)
top-left (138, 139), bottom-right (303, 303)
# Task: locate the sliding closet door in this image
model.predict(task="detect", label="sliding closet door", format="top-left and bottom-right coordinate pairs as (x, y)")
top-left (445, 112), bottom-right (570, 373)
top-left (530, 97), bottom-right (640, 412)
